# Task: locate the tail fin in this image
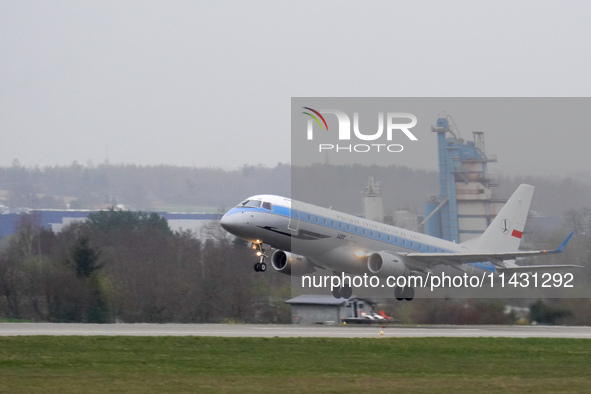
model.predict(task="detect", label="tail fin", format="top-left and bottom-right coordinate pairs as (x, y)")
top-left (465, 184), bottom-right (534, 252)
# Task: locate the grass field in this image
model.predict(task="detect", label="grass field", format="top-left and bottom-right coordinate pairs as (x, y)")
top-left (1, 336), bottom-right (590, 393)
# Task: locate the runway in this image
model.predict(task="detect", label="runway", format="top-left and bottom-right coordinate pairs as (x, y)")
top-left (1, 323), bottom-right (591, 338)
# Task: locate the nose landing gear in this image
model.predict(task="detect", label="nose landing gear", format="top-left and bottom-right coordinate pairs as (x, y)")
top-left (252, 242), bottom-right (267, 272)
top-left (254, 262), bottom-right (266, 272)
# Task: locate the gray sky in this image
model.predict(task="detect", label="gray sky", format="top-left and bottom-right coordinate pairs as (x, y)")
top-left (1, 1), bottom-right (590, 177)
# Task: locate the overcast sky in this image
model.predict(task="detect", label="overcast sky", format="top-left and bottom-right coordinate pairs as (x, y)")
top-left (1, 1), bottom-right (590, 178)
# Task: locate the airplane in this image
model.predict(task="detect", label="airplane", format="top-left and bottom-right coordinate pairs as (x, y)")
top-left (220, 184), bottom-right (580, 300)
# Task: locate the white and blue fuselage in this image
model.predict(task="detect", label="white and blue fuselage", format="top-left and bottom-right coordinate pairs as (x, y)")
top-left (221, 194), bottom-right (495, 276)
top-left (221, 186), bottom-right (577, 300)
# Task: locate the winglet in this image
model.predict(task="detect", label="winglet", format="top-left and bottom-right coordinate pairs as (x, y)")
top-left (548, 232), bottom-right (574, 254)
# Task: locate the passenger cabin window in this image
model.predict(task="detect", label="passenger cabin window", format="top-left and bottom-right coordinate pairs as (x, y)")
top-left (262, 202), bottom-right (273, 210)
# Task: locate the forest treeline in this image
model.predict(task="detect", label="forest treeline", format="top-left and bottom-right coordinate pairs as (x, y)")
top-left (0, 210), bottom-right (290, 323)
top-left (0, 207), bottom-right (590, 324)
top-left (1, 161), bottom-right (590, 217)
top-left (0, 161), bottom-right (290, 211)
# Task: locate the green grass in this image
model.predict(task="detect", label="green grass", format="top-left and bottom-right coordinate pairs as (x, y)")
top-left (0, 318), bottom-right (31, 323)
top-left (0, 336), bottom-right (590, 393)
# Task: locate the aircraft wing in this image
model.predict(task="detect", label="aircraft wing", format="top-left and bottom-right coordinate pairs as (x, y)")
top-left (403, 232), bottom-right (582, 270)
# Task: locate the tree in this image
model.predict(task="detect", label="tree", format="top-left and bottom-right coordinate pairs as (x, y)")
top-left (530, 300), bottom-right (572, 325)
top-left (62, 236), bottom-right (108, 323)
top-left (86, 208), bottom-right (171, 236)
top-left (67, 237), bottom-right (103, 279)
top-left (1, 213), bottom-right (54, 321)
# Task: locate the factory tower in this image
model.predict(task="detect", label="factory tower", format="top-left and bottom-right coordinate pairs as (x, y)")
top-left (423, 116), bottom-right (505, 243)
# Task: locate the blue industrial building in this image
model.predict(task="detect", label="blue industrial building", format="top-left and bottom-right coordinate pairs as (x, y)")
top-left (423, 117), bottom-right (505, 243)
top-left (0, 210), bottom-right (222, 240)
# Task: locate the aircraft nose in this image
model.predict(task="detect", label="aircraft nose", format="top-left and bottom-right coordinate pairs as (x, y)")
top-left (220, 212), bottom-right (240, 234)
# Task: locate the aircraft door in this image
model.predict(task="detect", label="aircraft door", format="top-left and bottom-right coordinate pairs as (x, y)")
top-left (287, 199), bottom-right (300, 232)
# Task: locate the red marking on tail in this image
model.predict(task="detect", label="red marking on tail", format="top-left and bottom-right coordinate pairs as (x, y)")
top-left (512, 229), bottom-right (523, 239)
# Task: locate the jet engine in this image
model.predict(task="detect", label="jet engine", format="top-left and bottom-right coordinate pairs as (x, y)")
top-left (271, 250), bottom-right (315, 276)
top-left (367, 251), bottom-right (410, 277)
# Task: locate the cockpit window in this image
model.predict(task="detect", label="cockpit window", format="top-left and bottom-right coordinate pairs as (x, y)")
top-left (238, 200), bottom-right (262, 208)
top-left (262, 202), bottom-right (273, 210)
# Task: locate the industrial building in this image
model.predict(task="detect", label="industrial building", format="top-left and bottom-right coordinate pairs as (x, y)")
top-left (362, 176), bottom-right (384, 222)
top-left (361, 176), bottom-right (419, 230)
top-left (286, 295), bottom-right (376, 324)
top-left (423, 116), bottom-right (505, 243)
top-left (0, 210), bottom-right (222, 239)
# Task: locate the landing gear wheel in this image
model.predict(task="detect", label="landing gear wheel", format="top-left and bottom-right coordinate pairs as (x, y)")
top-left (332, 287), bottom-right (342, 299)
top-left (394, 286), bottom-right (405, 301)
top-left (404, 287), bottom-right (415, 301)
top-left (259, 262), bottom-right (267, 272)
top-left (340, 285), bottom-right (352, 299)
top-left (254, 263), bottom-right (261, 272)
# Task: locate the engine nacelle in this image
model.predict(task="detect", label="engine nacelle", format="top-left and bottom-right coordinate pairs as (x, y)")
top-left (367, 251), bottom-right (410, 277)
top-left (271, 250), bottom-right (315, 276)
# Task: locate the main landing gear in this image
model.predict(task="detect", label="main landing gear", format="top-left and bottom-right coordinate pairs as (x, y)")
top-left (331, 272), bottom-right (353, 299)
top-left (332, 284), bottom-right (353, 299)
top-left (395, 286), bottom-right (415, 301)
top-left (252, 242), bottom-right (267, 272)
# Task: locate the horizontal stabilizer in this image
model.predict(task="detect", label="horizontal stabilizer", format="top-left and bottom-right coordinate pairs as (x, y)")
top-left (498, 264), bottom-right (583, 273)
